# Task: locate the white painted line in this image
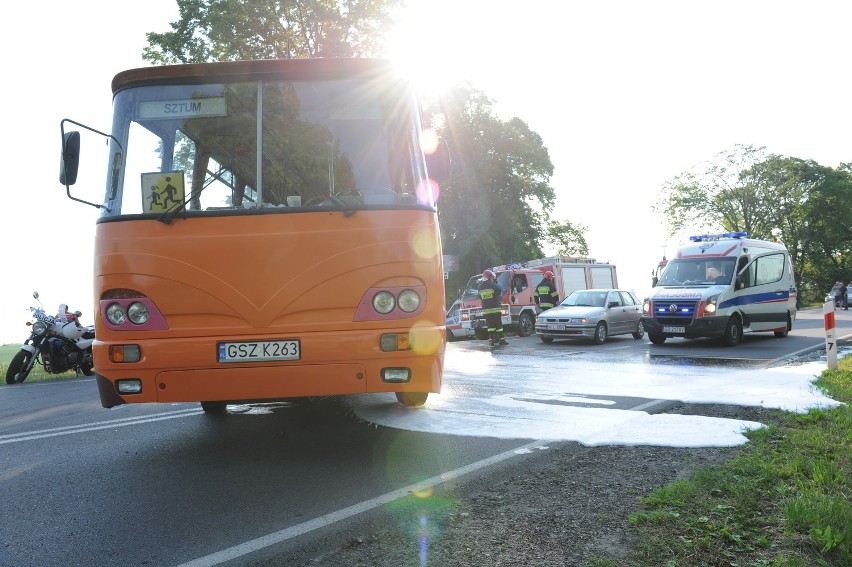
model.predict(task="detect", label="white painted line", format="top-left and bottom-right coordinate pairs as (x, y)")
top-left (0, 409), bottom-right (203, 444)
top-left (177, 439), bottom-right (550, 567)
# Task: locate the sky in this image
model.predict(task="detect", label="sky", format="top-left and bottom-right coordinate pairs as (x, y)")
top-left (1, 1), bottom-right (850, 344)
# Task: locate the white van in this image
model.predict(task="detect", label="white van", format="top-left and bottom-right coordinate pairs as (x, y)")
top-left (642, 232), bottom-right (797, 346)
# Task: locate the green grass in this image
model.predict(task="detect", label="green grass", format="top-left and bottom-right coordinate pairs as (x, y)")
top-left (623, 354), bottom-right (852, 567)
top-left (0, 343), bottom-right (80, 383)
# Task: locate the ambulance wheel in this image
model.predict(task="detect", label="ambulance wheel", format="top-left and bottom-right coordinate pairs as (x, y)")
top-left (517, 312), bottom-right (535, 337)
top-left (648, 333), bottom-right (666, 345)
top-left (774, 315), bottom-right (791, 338)
top-left (632, 320), bottom-right (645, 339)
top-left (593, 322), bottom-right (608, 345)
top-left (721, 316), bottom-right (742, 347)
top-left (540, 336), bottom-right (554, 344)
top-left (396, 392), bottom-right (428, 407)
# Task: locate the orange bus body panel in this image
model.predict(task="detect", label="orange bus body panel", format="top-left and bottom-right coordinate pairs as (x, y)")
top-left (93, 210), bottom-right (445, 405)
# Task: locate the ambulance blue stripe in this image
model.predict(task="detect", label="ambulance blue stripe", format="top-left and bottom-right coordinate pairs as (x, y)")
top-left (719, 291), bottom-right (789, 309)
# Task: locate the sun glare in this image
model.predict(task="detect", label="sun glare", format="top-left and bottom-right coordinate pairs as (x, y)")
top-left (384, 5), bottom-right (470, 97)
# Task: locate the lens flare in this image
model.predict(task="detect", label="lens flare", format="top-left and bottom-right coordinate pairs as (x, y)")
top-left (411, 225), bottom-right (439, 260)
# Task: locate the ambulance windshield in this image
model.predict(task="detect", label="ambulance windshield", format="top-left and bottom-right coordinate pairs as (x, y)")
top-left (658, 258), bottom-right (737, 286)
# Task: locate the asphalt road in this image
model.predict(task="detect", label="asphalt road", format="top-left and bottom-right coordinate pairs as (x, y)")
top-left (1, 306), bottom-right (849, 566)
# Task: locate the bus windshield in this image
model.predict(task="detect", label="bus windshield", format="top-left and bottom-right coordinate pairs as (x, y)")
top-left (105, 75), bottom-right (433, 217)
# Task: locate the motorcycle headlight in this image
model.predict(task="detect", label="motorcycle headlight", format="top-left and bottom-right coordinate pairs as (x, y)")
top-left (32, 321), bottom-right (48, 336)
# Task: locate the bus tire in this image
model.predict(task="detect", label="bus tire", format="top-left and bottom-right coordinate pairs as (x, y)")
top-left (721, 316), bottom-right (742, 347)
top-left (200, 401), bottom-right (228, 413)
top-left (517, 312), bottom-right (535, 337)
top-left (396, 392), bottom-right (428, 407)
top-left (648, 333), bottom-right (666, 345)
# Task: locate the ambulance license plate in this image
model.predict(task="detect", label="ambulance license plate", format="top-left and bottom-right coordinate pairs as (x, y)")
top-left (218, 340), bottom-right (300, 362)
top-left (662, 326), bottom-right (686, 334)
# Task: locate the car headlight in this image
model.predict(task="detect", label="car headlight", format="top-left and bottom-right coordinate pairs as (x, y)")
top-left (704, 294), bottom-right (719, 315)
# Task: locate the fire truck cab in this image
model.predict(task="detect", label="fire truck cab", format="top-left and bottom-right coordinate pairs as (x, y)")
top-left (458, 257), bottom-right (618, 339)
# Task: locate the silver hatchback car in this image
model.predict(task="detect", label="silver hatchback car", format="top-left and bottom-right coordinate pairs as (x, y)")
top-left (535, 288), bottom-right (644, 345)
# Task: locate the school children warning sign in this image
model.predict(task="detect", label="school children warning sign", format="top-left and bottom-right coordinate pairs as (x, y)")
top-left (141, 171), bottom-right (185, 213)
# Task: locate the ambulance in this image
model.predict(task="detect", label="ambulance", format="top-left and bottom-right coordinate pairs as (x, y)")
top-left (642, 232), bottom-right (797, 346)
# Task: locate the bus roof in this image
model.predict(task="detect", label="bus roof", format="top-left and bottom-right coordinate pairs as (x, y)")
top-left (111, 58), bottom-right (397, 95)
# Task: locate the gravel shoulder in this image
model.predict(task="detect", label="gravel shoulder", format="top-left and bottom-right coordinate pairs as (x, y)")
top-left (256, 403), bottom-right (784, 567)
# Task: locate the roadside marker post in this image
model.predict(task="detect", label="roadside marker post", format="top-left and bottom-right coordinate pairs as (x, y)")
top-left (824, 301), bottom-right (838, 370)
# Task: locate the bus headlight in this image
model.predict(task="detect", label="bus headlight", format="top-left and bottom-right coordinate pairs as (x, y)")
top-left (127, 302), bottom-right (150, 324)
top-left (106, 303), bottom-right (127, 325)
top-left (397, 289), bottom-right (420, 313)
top-left (373, 291), bottom-right (396, 314)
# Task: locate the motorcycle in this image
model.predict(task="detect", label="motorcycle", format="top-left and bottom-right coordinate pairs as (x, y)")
top-left (5, 291), bottom-right (95, 384)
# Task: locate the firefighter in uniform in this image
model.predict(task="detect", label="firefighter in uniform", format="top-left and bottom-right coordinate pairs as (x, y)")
top-left (478, 269), bottom-right (508, 346)
top-left (534, 271), bottom-right (559, 311)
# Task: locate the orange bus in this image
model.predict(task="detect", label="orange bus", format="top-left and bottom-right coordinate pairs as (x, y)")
top-left (59, 58), bottom-right (447, 411)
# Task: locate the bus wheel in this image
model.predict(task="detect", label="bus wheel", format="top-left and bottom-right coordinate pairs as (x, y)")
top-left (648, 333), bottom-right (666, 345)
top-left (396, 392), bottom-right (428, 407)
top-left (201, 401), bottom-right (228, 413)
top-left (517, 312), bottom-right (535, 337)
top-left (721, 316), bottom-right (742, 347)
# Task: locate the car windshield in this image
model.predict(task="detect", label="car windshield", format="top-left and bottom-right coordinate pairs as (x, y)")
top-left (562, 290), bottom-right (608, 308)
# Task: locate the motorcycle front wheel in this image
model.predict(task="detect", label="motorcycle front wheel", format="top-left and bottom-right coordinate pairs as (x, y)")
top-left (6, 350), bottom-right (34, 384)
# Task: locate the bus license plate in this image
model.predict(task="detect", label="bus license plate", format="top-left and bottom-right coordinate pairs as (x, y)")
top-left (218, 340), bottom-right (300, 362)
top-left (547, 324), bottom-right (566, 330)
top-left (662, 326), bottom-right (686, 334)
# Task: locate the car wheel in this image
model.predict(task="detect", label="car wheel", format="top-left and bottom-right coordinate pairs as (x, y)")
top-left (632, 320), bottom-right (645, 339)
top-left (774, 315), bottom-right (791, 338)
top-left (721, 316), bottom-right (742, 347)
top-left (539, 336), bottom-right (554, 344)
top-left (475, 327), bottom-right (489, 341)
top-left (648, 333), bottom-right (666, 345)
top-left (593, 322), bottom-right (608, 345)
top-left (517, 312), bottom-right (535, 337)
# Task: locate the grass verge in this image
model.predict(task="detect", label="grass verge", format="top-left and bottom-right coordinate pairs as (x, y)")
top-left (625, 354), bottom-right (852, 566)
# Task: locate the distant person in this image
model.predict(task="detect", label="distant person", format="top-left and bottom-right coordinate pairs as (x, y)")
top-left (841, 281), bottom-right (849, 310)
top-left (534, 271), bottom-right (559, 311)
top-left (478, 269), bottom-right (508, 346)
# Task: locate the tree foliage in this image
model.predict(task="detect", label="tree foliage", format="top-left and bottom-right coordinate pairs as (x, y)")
top-left (658, 145), bottom-right (852, 302)
top-left (431, 86), bottom-right (585, 298)
top-left (143, 0), bottom-right (399, 63)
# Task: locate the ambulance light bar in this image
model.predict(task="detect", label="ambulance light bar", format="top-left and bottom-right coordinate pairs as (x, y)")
top-left (689, 231), bottom-right (748, 242)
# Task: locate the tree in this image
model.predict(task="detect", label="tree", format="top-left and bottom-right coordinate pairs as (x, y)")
top-left (143, 0), bottom-right (400, 63)
top-left (658, 145), bottom-right (852, 303)
top-left (432, 85), bottom-right (585, 300)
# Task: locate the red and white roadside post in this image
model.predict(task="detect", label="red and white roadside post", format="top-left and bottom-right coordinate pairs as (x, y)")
top-left (824, 300), bottom-right (838, 370)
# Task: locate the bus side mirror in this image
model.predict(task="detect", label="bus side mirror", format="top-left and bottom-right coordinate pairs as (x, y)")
top-left (60, 131), bottom-right (80, 186)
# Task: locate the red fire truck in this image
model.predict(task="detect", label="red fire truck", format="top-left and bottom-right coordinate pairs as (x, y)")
top-left (457, 256), bottom-right (618, 339)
